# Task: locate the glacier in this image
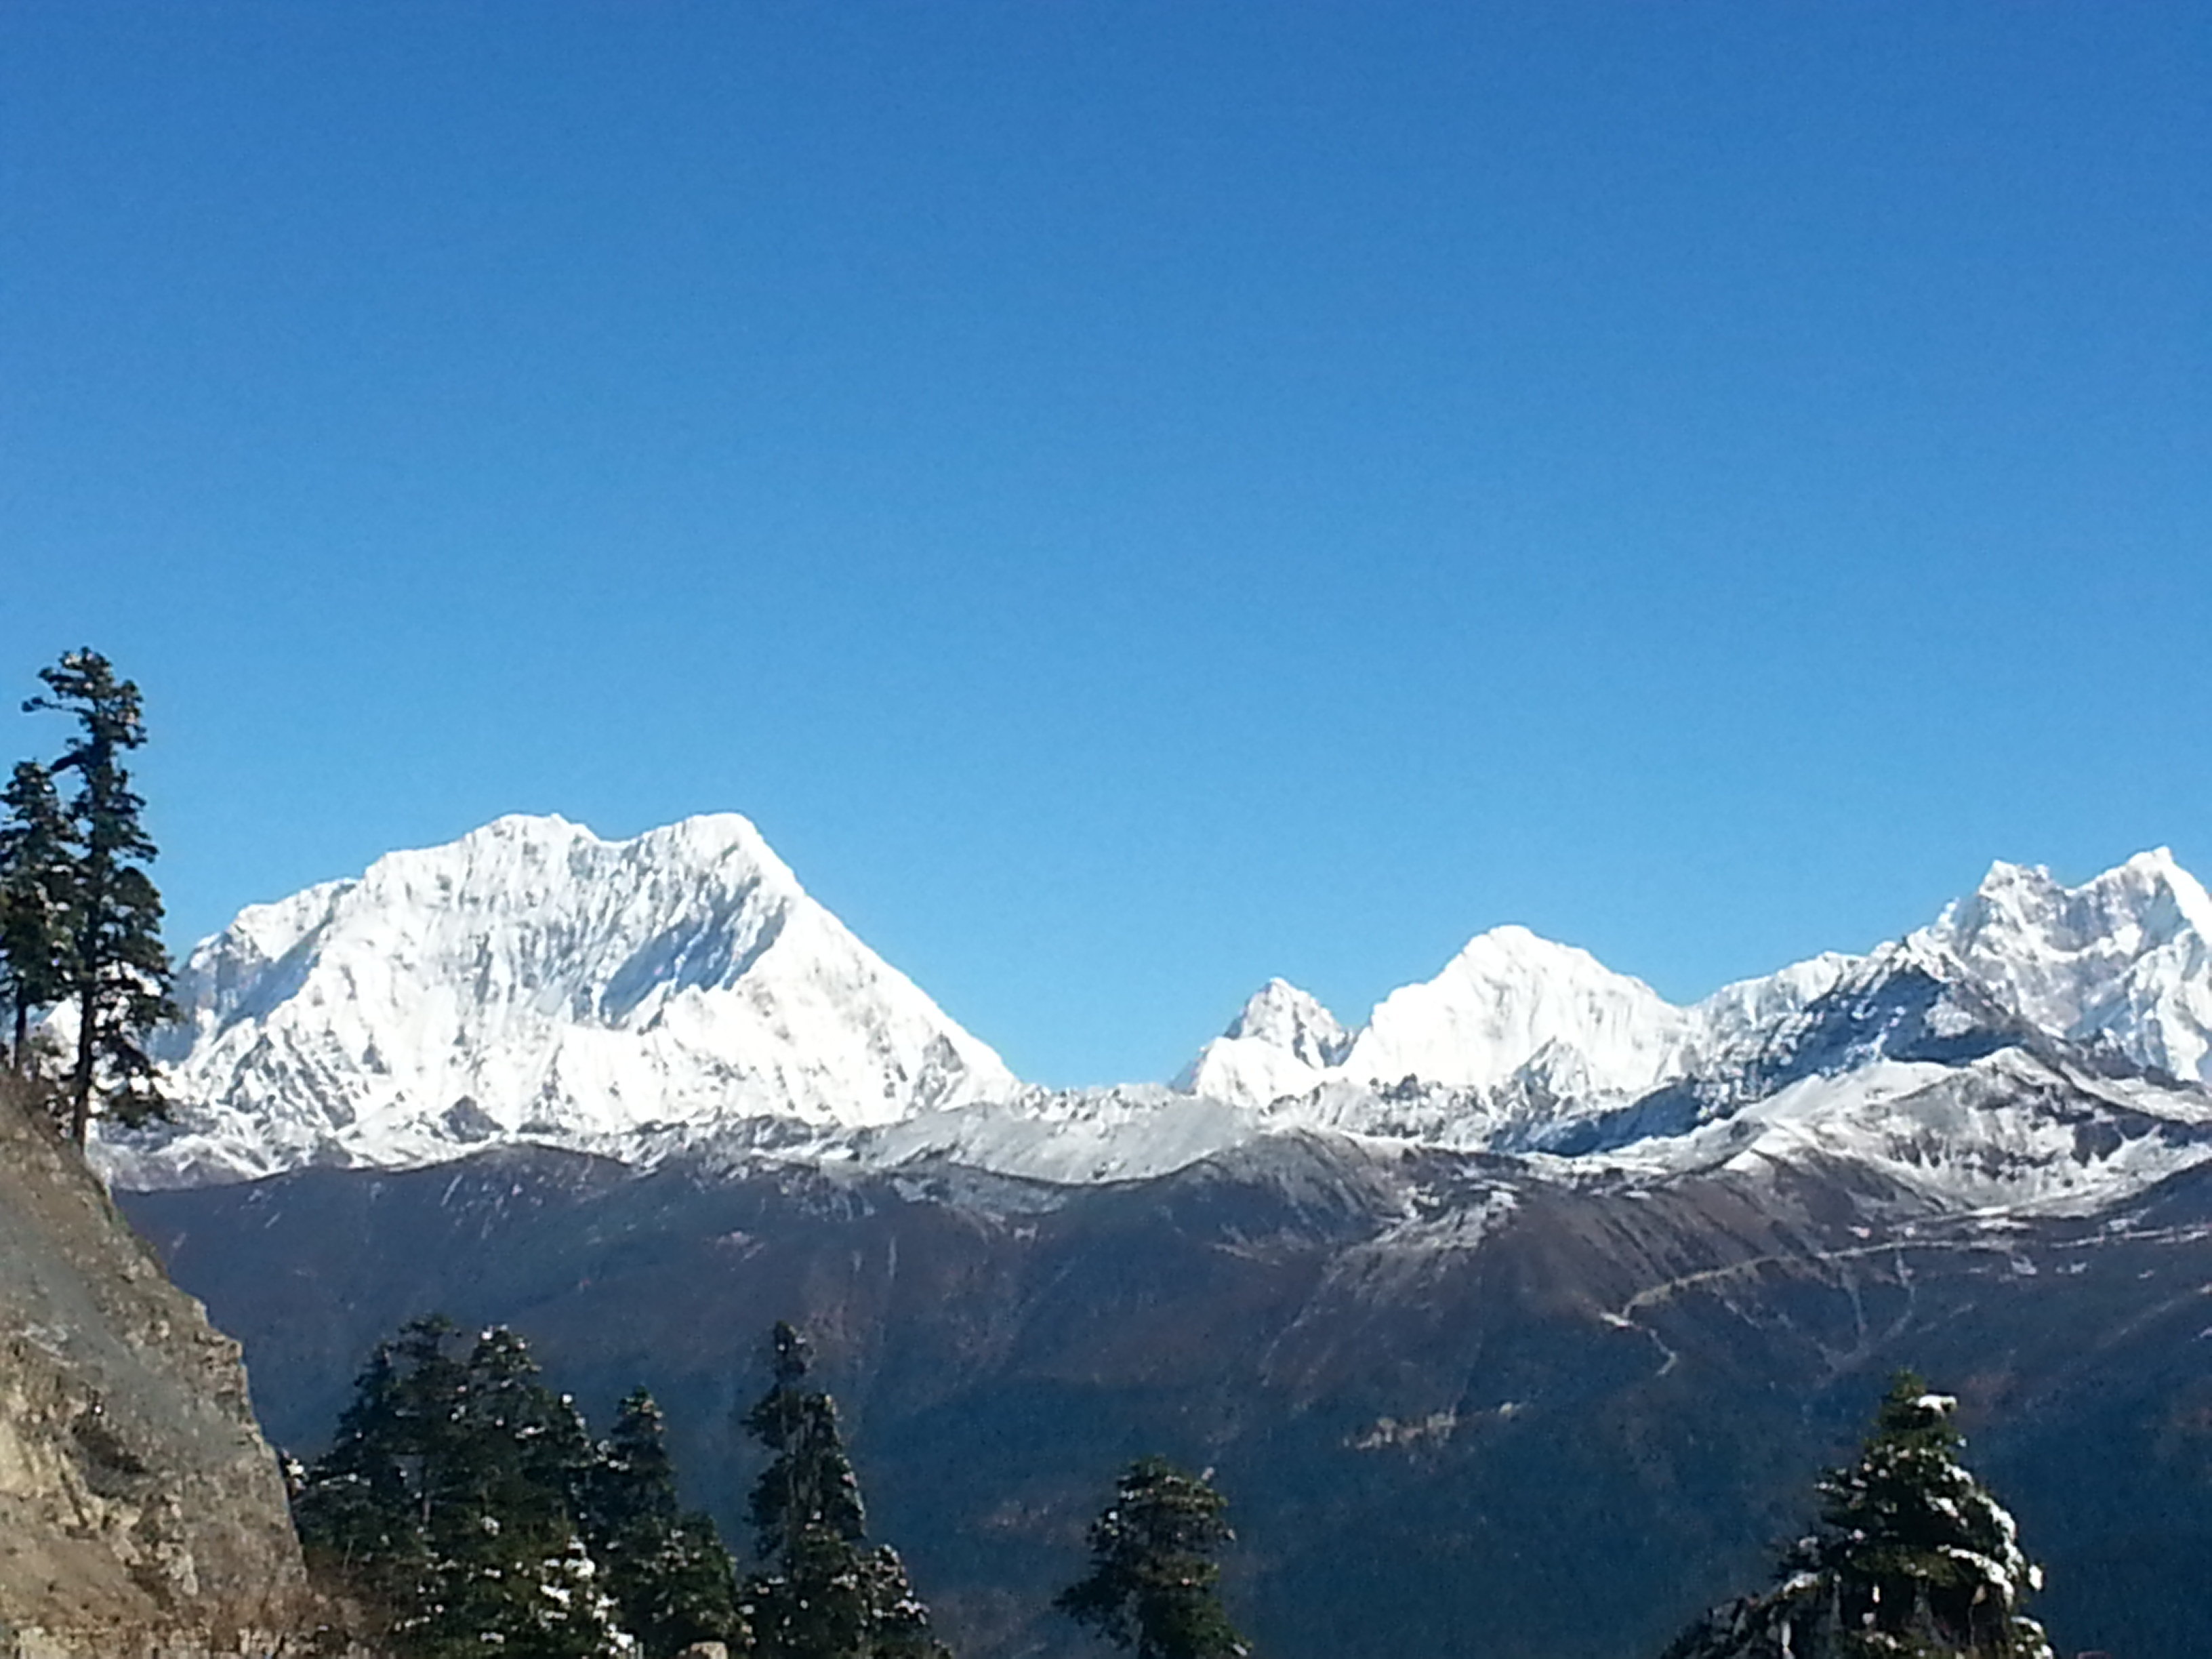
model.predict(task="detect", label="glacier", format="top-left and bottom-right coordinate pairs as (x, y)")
top-left (95, 816), bottom-right (2212, 1214)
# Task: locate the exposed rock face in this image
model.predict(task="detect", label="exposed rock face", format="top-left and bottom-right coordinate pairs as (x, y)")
top-left (0, 1084), bottom-right (309, 1658)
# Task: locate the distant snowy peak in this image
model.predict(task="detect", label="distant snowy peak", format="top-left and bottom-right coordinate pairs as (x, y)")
top-left (108, 821), bottom-right (2212, 1203)
top-left (1183, 926), bottom-right (1849, 1114)
top-left (179, 813), bottom-right (800, 1033)
top-left (1347, 926), bottom-right (1689, 1095)
top-left (1173, 850), bottom-right (2212, 1116)
top-left (1178, 979), bottom-right (1351, 1102)
top-left (106, 813), bottom-right (1016, 1187)
top-left (1914, 851), bottom-right (2212, 1084)
top-left (1180, 928), bottom-right (1703, 1111)
top-left (1227, 979), bottom-right (1352, 1063)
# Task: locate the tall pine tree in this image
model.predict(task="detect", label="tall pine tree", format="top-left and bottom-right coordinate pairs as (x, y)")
top-left (1057, 1458), bottom-right (1251, 1659)
top-left (22, 650), bottom-right (176, 1144)
top-left (0, 758), bottom-right (73, 1077)
top-left (579, 1387), bottom-right (747, 1659)
top-left (295, 1317), bottom-right (455, 1631)
top-left (1658, 1373), bottom-right (2055, 1659)
top-left (741, 1322), bottom-right (948, 1659)
top-left (294, 1316), bottom-right (631, 1659)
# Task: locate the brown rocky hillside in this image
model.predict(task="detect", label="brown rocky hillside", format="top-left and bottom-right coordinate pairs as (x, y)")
top-left (0, 1079), bottom-right (310, 1658)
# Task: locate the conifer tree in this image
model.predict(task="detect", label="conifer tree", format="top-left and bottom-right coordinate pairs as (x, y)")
top-left (1811, 1375), bottom-right (2053, 1658)
top-left (293, 1324), bottom-right (440, 1620)
top-left (435, 1324), bottom-right (621, 1659)
top-left (1057, 1458), bottom-right (1252, 1659)
top-left (741, 1322), bottom-right (949, 1659)
top-left (581, 1387), bottom-right (747, 1659)
top-left (294, 1315), bottom-right (631, 1659)
top-left (0, 759), bottom-right (74, 1076)
top-left (22, 650), bottom-right (177, 1144)
top-left (1658, 1373), bottom-right (2055, 1659)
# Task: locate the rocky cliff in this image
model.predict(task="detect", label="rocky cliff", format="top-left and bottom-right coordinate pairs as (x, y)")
top-left (0, 1080), bottom-right (310, 1659)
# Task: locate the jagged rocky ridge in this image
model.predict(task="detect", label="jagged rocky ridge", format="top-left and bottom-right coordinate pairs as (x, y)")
top-left (102, 817), bottom-right (2212, 1218)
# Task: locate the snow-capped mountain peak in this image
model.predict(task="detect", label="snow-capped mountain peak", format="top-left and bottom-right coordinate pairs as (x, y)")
top-left (107, 821), bottom-right (2212, 1216)
top-left (1175, 853), bottom-right (2212, 1117)
top-left (1176, 979), bottom-right (1352, 1102)
top-left (1225, 979), bottom-right (1351, 1061)
top-left (1914, 851), bottom-right (2212, 1083)
top-left (108, 812), bottom-right (1016, 1187)
top-left (1178, 927), bottom-right (1698, 1112)
top-left (1338, 924), bottom-right (1692, 1097)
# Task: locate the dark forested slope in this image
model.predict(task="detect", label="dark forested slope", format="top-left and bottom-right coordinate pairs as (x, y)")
top-left (124, 1134), bottom-right (2212, 1659)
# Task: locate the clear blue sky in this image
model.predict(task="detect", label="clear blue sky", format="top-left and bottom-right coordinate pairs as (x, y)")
top-left (4, 3), bottom-right (2207, 1085)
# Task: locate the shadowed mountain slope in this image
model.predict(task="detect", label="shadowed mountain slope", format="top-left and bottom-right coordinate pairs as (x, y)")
top-left (125, 1135), bottom-right (2212, 1659)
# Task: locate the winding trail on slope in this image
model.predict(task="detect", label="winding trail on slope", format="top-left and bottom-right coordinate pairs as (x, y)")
top-left (1599, 1206), bottom-right (2212, 1385)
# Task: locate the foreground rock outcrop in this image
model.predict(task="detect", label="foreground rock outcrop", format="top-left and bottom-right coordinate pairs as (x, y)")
top-left (0, 1082), bottom-right (310, 1658)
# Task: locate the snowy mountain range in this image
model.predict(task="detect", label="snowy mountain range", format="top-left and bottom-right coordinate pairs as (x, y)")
top-left (98, 815), bottom-right (2212, 1210)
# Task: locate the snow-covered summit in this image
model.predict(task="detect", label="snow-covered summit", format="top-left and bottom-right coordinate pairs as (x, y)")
top-left (103, 813), bottom-right (1015, 1187)
top-left (1170, 853), bottom-right (2212, 1143)
top-left (1177, 979), bottom-right (1353, 1103)
top-left (1913, 851), bottom-right (2212, 1084)
top-left (1347, 926), bottom-right (1694, 1095)
top-left (1227, 979), bottom-right (1353, 1063)
top-left (1182, 926), bottom-right (1851, 1118)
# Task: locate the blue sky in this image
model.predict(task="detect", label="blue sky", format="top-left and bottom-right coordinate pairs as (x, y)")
top-left (4, 2), bottom-right (2207, 1085)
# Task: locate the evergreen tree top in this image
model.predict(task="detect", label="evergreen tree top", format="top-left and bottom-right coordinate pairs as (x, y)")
top-left (1058, 1458), bottom-right (1250, 1659)
top-left (745, 1328), bottom-right (867, 1553)
top-left (594, 1388), bottom-right (684, 1532)
top-left (771, 1319), bottom-right (812, 1386)
top-left (1658, 1372), bottom-right (2053, 1659)
top-left (1, 760), bottom-right (70, 847)
top-left (25, 651), bottom-right (157, 862)
top-left (739, 1320), bottom-right (945, 1659)
top-left (1, 760), bottom-right (75, 1016)
top-left (16, 647), bottom-right (173, 1142)
top-left (607, 1387), bottom-right (674, 1462)
top-left (1813, 1370), bottom-right (2041, 1610)
top-left (295, 1313), bottom-right (713, 1659)
top-left (24, 649), bottom-right (148, 759)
